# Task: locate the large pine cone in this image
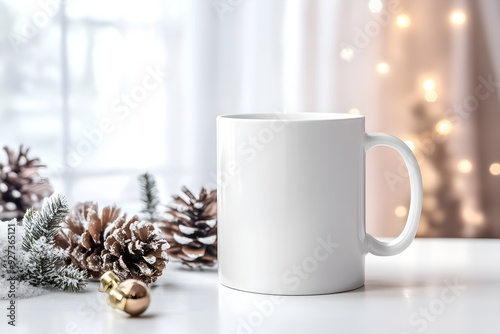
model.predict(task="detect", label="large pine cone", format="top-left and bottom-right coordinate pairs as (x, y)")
top-left (102, 216), bottom-right (169, 283)
top-left (0, 145), bottom-right (53, 221)
top-left (55, 202), bottom-right (123, 278)
top-left (160, 186), bottom-right (217, 268)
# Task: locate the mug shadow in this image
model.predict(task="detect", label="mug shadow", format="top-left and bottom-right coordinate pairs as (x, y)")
top-left (359, 275), bottom-right (499, 293)
top-left (359, 280), bottom-right (428, 292)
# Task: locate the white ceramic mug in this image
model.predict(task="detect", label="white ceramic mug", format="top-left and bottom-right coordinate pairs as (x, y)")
top-left (217, 113), bottom-right (423, 295)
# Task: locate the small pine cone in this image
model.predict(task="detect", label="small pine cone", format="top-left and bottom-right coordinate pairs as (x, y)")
top-left (160, 186), bottom-right (217, 268)
top-left (102, 216), bottom-right (169, 284)
top-left (0, 145), bottom-right (53, 221)
top-left (55, 202), bottom-right (123, 278)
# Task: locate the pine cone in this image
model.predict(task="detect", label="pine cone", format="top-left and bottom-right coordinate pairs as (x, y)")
top-left (55, 202), bottom-right (123, 278)
top-left (0, 145), bottom-right (53, 221)
top-left (102, 216), bottom-right (169, 283)
top-left (160, 186), bottom-right (217, 268)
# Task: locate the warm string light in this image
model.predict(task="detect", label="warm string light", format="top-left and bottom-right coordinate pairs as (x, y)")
top-left (376, 62), bottom-right (390, 74)
top-left (422, 79), bottom-right (436, 91)
top-left (462, 207), bottom-right (484, 226)
top-left (457, 159), bottom-right (472, 174)
top-left (404, 140), bottom-right (416, 151)
top-left (375, 7), bottom-right (482, 234)
top-left (425, 90), bottom-right (438, 102)
top-left (395, 206), bottom-right (407, 217)
top-left (435, 119), bottom-right (453, 135)
top-left (490, 163), bottom-right (500, 176)
top-left (396, 14), bottom-right (411, 28)
top-left (368, 0), bottom-right (382, 13)
top-left (450, 11), bottom-right (466, 25)
top-left (422, 79), bottom-right (438, 102)
top-left (340, 47), bottom-right (354, 61)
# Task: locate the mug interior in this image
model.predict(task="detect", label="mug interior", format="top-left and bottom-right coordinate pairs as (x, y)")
top-left (218, 112), bottom-right (364, 121)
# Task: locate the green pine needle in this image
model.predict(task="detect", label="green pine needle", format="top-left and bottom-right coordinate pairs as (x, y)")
top-left (21, 194), bottom-right (89, 292)
top-left (55, 265), bottom-right (88, 293)
top-left (138, 172), bottom-right (160, 221)
top-left (22, 194), bottom-right (69, 252)
top-left (27, 237), bottom-right (62, 286)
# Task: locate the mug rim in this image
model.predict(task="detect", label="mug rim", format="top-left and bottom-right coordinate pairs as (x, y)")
top-left (218, 112), bottom-right (364, 121)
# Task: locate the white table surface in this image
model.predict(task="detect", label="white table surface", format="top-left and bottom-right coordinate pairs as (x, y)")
top-left (1, 238), bottom-right (499, 334)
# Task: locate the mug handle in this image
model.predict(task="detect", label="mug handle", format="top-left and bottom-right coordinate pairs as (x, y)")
top-left (364, 133), bottom-right (423, 256)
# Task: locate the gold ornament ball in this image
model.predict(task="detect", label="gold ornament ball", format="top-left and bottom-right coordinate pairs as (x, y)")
top-left (100, 271), bottom-right (151, 317)
top-left (116, 280), bottom-right (150, 316)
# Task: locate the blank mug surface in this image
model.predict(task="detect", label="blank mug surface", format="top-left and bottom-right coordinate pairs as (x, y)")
top-left (217, 113), bottom-right (422, 295)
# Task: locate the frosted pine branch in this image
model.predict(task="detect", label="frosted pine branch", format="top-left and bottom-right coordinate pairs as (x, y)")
top-left (138, 172), bottom-right (160, 221)
top-left (22, 194), bottom-right (69, 252)
top-left (19, 194), bottom-right (89, 292)
top-left (55, 265), bottom-right (88, 293)
top-left (27, 237), bottom-right (62, 286)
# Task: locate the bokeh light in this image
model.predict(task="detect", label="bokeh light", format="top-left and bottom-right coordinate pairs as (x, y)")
top-left (425, 90), bottom-right (438, 102)
top-left (435, 119), bottom-right (453, 135)
top-left (340, 47), bottom-right (354, 61)
top-left (423, 79), bottom-right (436, 91)
top-left (404, 140), bottom-right (416, 151)
top-left (489, 163), bottom-right (500, 176)
top-left (457, 159), bottom-right (472, 174)
top-left (376, 62), bottom-right (390, 74)
top-left (368, 0), bottom-right (382, 13)
top-left (395, 206), bottom-right (407, 218)
top-left (462, 207), bottom-right (484, 225)
top-left (450, 11), bottom-right (466, 25)
top-left (396, 14), bottom-right (411, 28)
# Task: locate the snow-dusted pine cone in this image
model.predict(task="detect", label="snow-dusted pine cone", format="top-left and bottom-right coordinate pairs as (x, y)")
top-left (160, 186), bottom-right (217, 268)
top-left (55, 202), bottom-right (123, 278)
top-left (102, 216), bottom-right (169, 284)
top-left (0, 145), bottom-right (53, 221)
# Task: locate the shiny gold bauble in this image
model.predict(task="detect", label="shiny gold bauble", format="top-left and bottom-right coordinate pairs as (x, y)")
top-left (99, 271), bottom-right (151, 317)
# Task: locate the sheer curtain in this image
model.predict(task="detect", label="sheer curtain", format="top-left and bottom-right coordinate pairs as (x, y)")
top-left (1, 0), bottom-right (499, 237)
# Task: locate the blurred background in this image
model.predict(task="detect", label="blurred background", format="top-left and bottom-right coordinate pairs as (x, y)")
top-left (0, 0), bottom-right (499, 238)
